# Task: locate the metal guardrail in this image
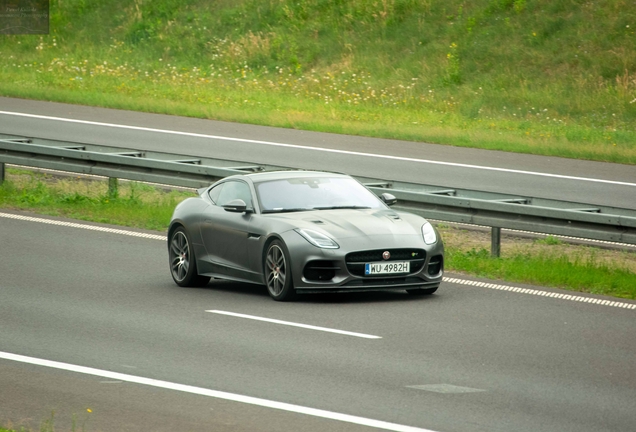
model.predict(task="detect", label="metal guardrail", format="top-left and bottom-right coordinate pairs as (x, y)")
top-left (361, 180), bottom-right (636, 245)
top-left (1, 134), bottom-right (635, 254)
top-left (0, 134), bottom-right (289, 188)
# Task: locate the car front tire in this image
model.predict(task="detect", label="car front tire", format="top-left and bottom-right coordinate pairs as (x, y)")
top-left (169, 227), bottom-right (211, 287)
top-left (264, 240), bottom-right (296, 301)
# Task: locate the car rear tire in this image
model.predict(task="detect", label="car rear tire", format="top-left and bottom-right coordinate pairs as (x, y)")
top-left (264, 240), bottom-right (296, 301)
top-left (169, 227), bottom-right (210, 287)
top-left (406, 286), bottom-right (438, 296)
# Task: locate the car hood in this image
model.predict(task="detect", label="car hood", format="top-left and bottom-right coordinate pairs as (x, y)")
top-left (270, 209), bottom-right (423, 239)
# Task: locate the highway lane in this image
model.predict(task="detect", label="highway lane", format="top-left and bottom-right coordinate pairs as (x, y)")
top-left (1, 212), bottom-right (636, 432)
top-left (1, 97), bottom-right (635, 209)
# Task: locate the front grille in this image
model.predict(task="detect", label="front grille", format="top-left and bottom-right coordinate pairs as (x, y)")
top-left (345, 249), bottom-right (426, 277)
top-left (346, 249), bottom-right (426, 262)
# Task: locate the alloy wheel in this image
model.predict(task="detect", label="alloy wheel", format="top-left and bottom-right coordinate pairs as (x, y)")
top-left (266, 244), bottom-right (286, 296)
top-left (170, 230), bottom-right (190, 283)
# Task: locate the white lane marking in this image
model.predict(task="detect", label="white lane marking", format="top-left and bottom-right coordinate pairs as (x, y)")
top-left (2, 211), bottom-right (634, 310)
top-left (1, 110), bottom-right (635, 187)
top-left (407, 384), bottom-right (486, 394)
top-left (444, 277), bottom-right (636, 310)
top-left (208, 310), bottom-right (382, 339)
top-left (0, 211), bottom-right (166, 240)
top-left (0, 351), bottom-right (433, 432)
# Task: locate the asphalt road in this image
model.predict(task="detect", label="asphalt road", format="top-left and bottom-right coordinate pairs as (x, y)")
top-left (1, 212), bottom-right (635, 432)
top-left (1, 98), bottom-right (636, 431)
top-left (1, 97), bottom-right (635, 209)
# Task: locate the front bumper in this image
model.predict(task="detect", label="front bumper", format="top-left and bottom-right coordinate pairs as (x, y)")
top-left (281, 230), bottom-right (444, 293)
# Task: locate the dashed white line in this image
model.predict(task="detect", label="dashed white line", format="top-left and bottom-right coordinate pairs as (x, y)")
top-left (0, 351), bottom-right (435, 432)
top-left (1, 211), bottom-right (634, 311)
top-left (2, 110), bottom-right (635, 187)
top-left (443, 277), bottom-right (636, 310)
top-left (208, 310), bottom-right (382, 339)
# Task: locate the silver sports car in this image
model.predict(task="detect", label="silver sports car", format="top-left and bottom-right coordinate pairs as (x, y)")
top-left (168, 171), bottom-right (444, 301)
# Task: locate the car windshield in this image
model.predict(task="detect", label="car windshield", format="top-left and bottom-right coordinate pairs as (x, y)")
top-left (256, 176), bottom-right (385, 213)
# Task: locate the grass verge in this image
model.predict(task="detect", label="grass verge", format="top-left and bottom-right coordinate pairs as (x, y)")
top-left (1, 0), bottom-right (635, 164)
top-left (448, 247), bottom-right (636, 299)
top-left (1, 167), bottom-right (635, 300)
top-left (1, 408), bottom-right (92, 432)
top-left (0, 168), bottom-right (192, 231)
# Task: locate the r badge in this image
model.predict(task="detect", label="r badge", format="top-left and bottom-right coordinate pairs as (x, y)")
top-left (382, 251), bottom-right (391, 260)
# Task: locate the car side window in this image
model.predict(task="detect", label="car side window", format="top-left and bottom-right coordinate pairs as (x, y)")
top-left (216, 181), bottom-right (253, 208)
top-left (208, 184), bottom-right (224, 204)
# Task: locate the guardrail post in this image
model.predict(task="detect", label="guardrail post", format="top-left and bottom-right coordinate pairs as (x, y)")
top-left (108, 177), bottom-right (119, 199)
top-left (491, 227), bottom-right (501, 257)
top-left (0, 162), bottom-right (4, 185)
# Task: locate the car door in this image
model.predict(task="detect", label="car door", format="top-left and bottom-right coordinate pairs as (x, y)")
top-left (200, 180), bottom-right (254, 280)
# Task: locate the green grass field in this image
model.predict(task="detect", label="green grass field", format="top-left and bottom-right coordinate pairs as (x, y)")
top-left (0, 408), bottom-right (92, 432)
top-left (1, 0), bottom-right (635, 163)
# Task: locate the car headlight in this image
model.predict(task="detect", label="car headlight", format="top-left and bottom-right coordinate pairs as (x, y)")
top-left (422, 222), bottom-right (437, 245)
top-left (295, 229), bottom-right (339, 249)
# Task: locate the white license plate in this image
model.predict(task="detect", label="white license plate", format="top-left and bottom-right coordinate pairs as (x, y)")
top-left (364, 261), bottom-right (410, 275)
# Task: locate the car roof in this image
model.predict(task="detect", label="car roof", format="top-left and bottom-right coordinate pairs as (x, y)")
top-left (245, 170), bottom-right (350, 183)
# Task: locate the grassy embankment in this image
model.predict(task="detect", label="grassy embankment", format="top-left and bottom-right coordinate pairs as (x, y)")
top-left (1, 409), bottom-right (91, 432)
top-left (2, 168), bottom-right (635, 300)
top-left (0, 0), bottom-right (635, 163)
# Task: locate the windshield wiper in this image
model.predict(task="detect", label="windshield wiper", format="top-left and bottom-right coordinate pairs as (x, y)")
top-left (313, 205), bottom-right (372, 210)
top-left (262, 208), bottom-right (315, 214)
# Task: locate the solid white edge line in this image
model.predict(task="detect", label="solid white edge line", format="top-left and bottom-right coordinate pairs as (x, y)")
top-left (2, 110), bottom-right (635, 187)
top-left (1, 211), bottom-right (634, 311)
top-left (208, 310), bottom-right (382, 339)
top-left (0, 351), bottom-right (435, 432)
top-left (0, 211), bottom-right (165, 240)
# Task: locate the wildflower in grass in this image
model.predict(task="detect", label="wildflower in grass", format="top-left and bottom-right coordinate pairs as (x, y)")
top-left (444, 43), bottom-right (461, 85)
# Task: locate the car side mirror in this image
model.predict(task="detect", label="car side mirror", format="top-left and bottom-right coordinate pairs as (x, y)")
top-left (380, 193), bottom-right (397, 206)
top-left (223, 199), bottom-right (251, 213)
